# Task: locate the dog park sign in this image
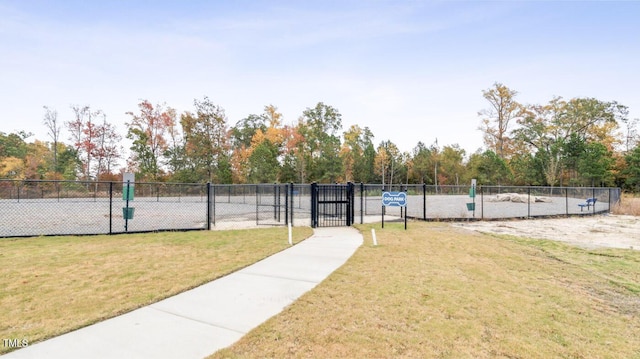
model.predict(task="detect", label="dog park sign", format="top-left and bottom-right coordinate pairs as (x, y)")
top-left (382, 191), bottom-right (407, 230)
top-left (382, 191), bottom-right (407, 207)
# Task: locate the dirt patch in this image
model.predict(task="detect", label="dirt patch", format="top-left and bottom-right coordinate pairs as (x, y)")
top-left (453, 214), bottom-right (640, 250)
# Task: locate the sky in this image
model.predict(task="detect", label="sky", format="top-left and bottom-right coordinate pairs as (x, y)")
top-left (1, 0), bottom-right (639, 159)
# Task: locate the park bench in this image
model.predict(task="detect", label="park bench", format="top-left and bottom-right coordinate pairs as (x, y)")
top-left (578, 197), bottom-right (597, 211)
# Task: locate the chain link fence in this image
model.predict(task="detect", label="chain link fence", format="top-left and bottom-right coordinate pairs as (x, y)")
top-left (0, 179), bottom-right (622, 237)
top-left (0, 180), bottom-right (211, 237)
top-left (355, 183), bottom-right (620, 221)
top-left (209, 184), bottom-right (290, 227)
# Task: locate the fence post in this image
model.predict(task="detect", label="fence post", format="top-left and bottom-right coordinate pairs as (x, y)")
top-left (277, 184), bottom-right (282, 222)
top-left (360, 182), bottom-right (364, 224)
top-left (124, 180), bottom-right (131, 232)
top-left (565, 188), bottom-right (569, 217)
top-left (273, 183), bottom-right (280, 222)
top-left (346, 182), bottom-right (352, 226)
top-left (422, 183), bottom-right (426, 220)
top-left (592, 187), bottom-right (596, 214)
top-left (364, 184), bottom-right (368, 216)
top-left (284, 184), bottom-right (289, 226)
top-left (256, 185), bottom-right (259, 226)
top-left (480, 185), bottom-right (484, 220)
top-left (109, 181), bottom-right (113, 234)
top-left (212, 185), bottom-right (216, 227)
top-left (310, 182), bottom-right (318, 228)
top-left (206, 182), bottom-right (211, 230)
top-left (353, 183), bottom-right (356, 225)
top-left (381, 184), bottom-right (385, 216)
top-left (290, 183), bottom-right (294, 226)
top-left (527, 187), bottom-right (531, 218)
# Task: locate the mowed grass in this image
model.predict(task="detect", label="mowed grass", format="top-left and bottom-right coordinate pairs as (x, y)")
top-left (0, 226), bottom-right (313, 354)
top-left (211, 221), bottom-right (640, 359)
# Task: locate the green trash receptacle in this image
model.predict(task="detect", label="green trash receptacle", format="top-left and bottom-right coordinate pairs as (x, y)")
top-left (466, 203), bottom-right (475, 211)
top-left (123, 207), bottom-right (135, 219)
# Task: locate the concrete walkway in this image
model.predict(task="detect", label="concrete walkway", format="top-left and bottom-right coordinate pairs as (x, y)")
top-left (3, 227), bottom-right (363, 359)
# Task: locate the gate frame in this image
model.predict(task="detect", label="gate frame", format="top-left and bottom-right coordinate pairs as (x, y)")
top-left (310, 182), bottom-right (354, 228)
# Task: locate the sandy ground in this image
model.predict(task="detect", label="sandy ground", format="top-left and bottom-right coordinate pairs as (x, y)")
top-left (213, 215), bottom-right (640, 252)
top-left (453, 214), bottom-right (640, 250)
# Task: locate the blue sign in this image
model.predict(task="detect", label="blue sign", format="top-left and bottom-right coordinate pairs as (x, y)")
top-left (382, 192), bottom-right (407, 207)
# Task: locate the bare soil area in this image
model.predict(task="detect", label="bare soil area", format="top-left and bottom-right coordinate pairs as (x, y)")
top-left (453, 214), bottom-right (640, 250)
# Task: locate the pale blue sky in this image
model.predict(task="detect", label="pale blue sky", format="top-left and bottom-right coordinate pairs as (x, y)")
top-left (1, 0), bottom-right (638, 156)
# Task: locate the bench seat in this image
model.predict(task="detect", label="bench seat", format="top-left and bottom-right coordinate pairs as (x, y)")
top-left (578, 197), bottom-right (597, 211)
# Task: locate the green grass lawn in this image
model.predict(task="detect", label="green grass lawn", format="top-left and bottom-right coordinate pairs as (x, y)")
top-left (4, 221), bottom-right (640, 358)
top-left (0, 227), bottom-right (313, 354)
top-left (211, 222), bottom-right (640, 359)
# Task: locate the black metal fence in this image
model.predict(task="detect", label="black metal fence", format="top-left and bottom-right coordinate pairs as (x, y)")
top-left (359, 184), bottom-right (621, 222)
top-left (0, 179), bottom-right (622, 237)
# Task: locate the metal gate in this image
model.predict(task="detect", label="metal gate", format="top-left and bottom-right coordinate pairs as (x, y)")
top-left (310, 182), bottom-right (354, 227)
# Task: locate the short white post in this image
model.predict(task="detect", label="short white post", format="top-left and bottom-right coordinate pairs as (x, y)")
top-left (288, 223), bottom-right (293, 246)
top-left (371, 228), bottom-right (377, 246)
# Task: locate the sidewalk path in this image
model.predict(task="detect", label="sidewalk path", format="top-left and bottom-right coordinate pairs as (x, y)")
top-left (3, 227), bottom-right (363, 359)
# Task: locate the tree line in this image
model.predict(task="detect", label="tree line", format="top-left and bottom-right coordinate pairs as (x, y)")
top-left (1, 84), bottom-right (640, 191)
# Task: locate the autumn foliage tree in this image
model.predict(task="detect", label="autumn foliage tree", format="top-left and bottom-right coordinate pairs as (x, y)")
top-left (94, 119), bottom-right (122, 180)
top-left (67, 105), bottom-right (98, 180)
top-left (375, 140), bottom-right (402, 187)
top-left (622, 146), bottom-right (640, 191)
top-left (230, 112), bottom-right (269, 183)
top-left (297, 102), bottom-right (343, 183)
top-left (180, 97), bottom-right (231, 183)
top-left (341, 125), bottom-right (375, 183)
top-left (408, 142), bottom-right (433, 184)
top-left (42, 106), bottom-right (61, 177)
top-left (126, 100), bottom-right (176, 181)
top-left (64, 105), bottom-right (122, 181)
top-left (478, 83), bottom-right (523, 160)
top-left (0, 131), bottom-right (29, 179)
top-left (229, 105), bottom-right (289, 183)
top-left (2, 85), bottom-right (638, 191)
top-left (279, 122), bottom-right (306, 183)
top-left (247, 106), bottom-right (285, 183)
top-left (513, 97), bottom-right (622, 186)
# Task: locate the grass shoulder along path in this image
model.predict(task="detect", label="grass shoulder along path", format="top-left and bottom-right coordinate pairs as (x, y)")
top-left (0, 226), bottom-right (313, 354)
top-left (211, 221), bottom-right (640, 359)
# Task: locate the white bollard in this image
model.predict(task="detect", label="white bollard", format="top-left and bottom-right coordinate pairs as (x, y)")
top-left (288, 223), bottom-right (293, 246)
top-left (371, 228), bottom-right (377, 246)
